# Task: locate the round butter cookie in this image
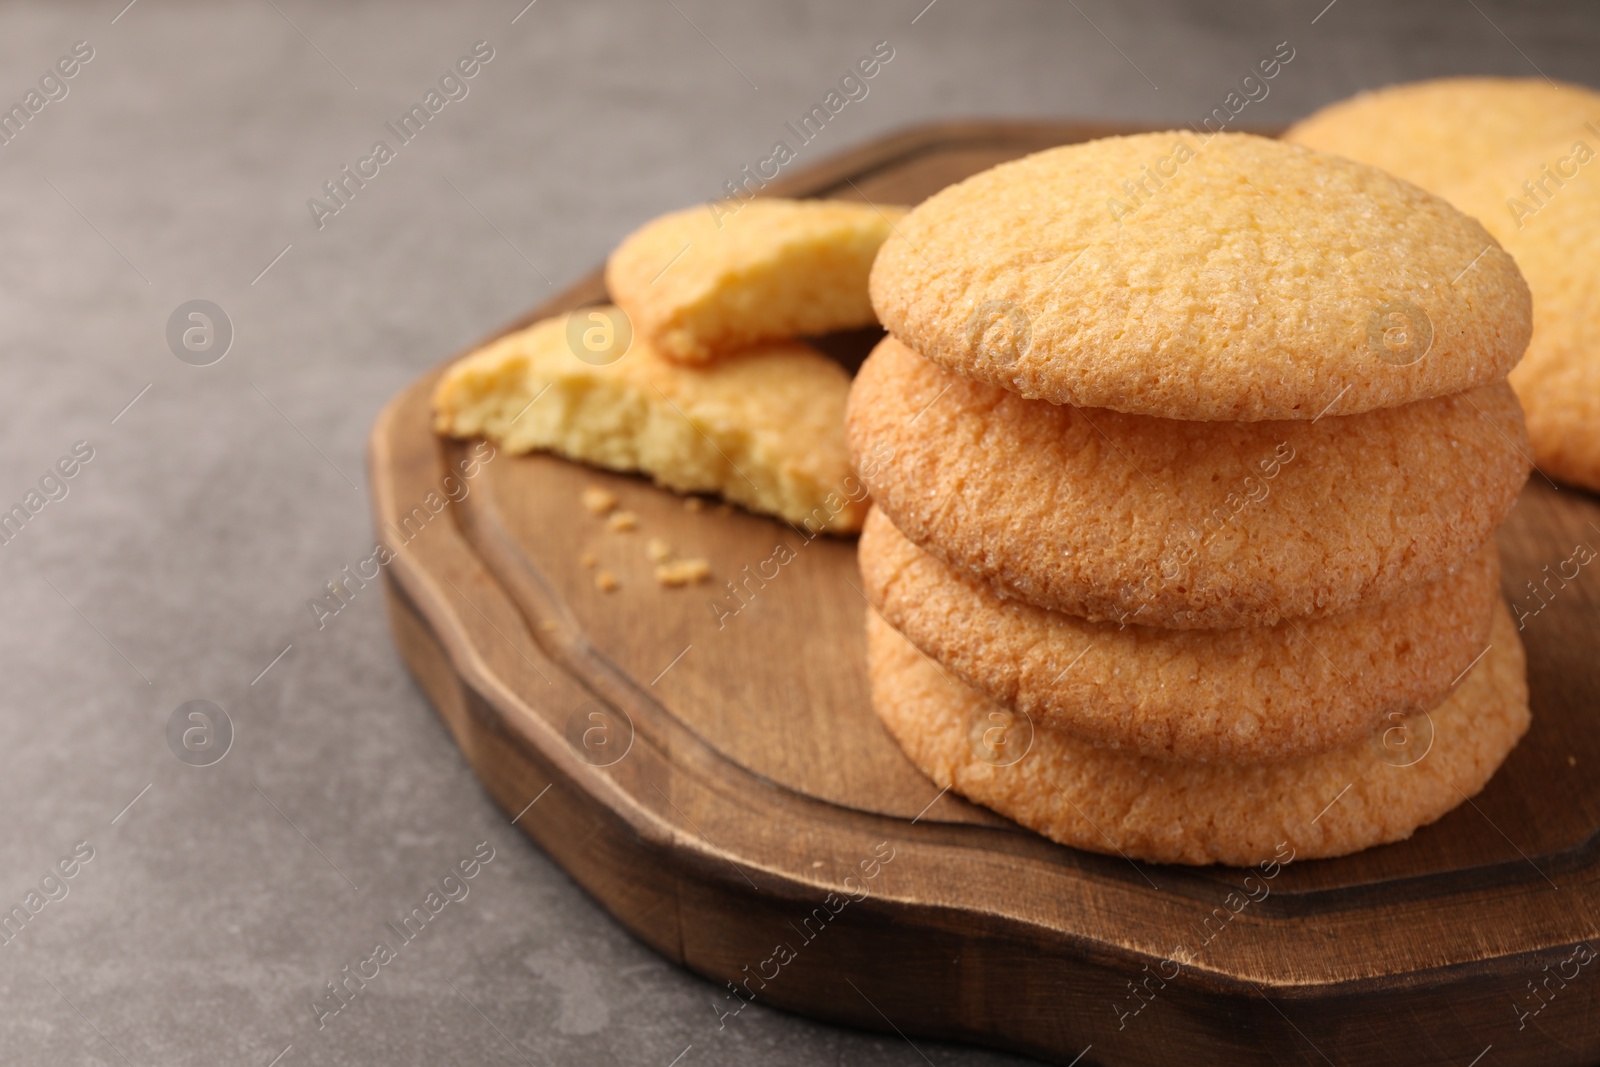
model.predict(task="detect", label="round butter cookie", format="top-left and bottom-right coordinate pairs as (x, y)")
top-left (1284, 77), bottom-right (1600, 196)
top-left (866, 602), bottom-right (1529, 867)
top-left (848, 338), bottom-right (1529, 629)
top-left (868, 131), bottom-right (1530, 421)
top-left (1444, 136), bottom-right (1600, 492)
top-left (860, 507), bottom-right (1499, 764)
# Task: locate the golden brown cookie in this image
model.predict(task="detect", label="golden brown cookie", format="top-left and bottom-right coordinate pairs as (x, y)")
top-left (1284, 77), bottom-right (1600, 196)
top-left (860, 507), bottom-right (1499, 764)
top-left (866, 602), bottom-right (1529, 866)
top-left (848, 338), bottom-right (1529, 628)
top-left (433, 309), bottom-right (867, 533)
top-left (868, 132), bottom-right (1530, 421)
top-left (1443, 136), bottom-right (1600, 492)
top-left (607, 198), bottom-right (906, 364)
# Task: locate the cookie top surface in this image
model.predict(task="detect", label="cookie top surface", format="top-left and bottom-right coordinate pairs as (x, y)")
top-left (847, 338), bottom-right (1528, 628)
top-left (866, 601), bottom-right (1529, 866)
top-left (869, 132), bottom-right (1530, 420)
top-left (1444, 137), bottom-right (1600, 491)
top-left (1284, 77), bottom-right (1600, 196)
top-left (860, 507), bottom-right (1499, 764)
top-left (606, 198), bottom-right (904, 363)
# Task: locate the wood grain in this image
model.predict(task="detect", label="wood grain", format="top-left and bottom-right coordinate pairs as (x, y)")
top-left (371, 121), bottom-right (1600, 1066)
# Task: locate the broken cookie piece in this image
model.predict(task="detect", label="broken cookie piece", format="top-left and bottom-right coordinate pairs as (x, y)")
top-left (432, 309), bottom-right (868, 534)
top-left (644, 536), bottom-right (710, 587)
top-left (655, 558), bottom-right (711, 587)
top-left (606, 198), bottom-right (907, 363)
top-left (581, 485), bottom-right (618, 515)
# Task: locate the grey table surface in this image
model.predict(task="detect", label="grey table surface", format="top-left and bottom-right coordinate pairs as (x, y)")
top-left (1, 1), bottom-right (1596, 1064)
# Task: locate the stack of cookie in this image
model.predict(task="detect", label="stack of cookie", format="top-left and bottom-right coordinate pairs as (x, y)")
top-left (847, 132), bottom-right (1536, 866)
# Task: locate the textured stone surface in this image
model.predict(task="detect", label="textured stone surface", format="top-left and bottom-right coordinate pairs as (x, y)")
top-left (0, 1), bottom-right (1592, 1063)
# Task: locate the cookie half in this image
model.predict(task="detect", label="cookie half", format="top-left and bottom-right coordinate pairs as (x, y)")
top-left (868, 131), bottom-right (1530, 421)
top-left (866, 602), bottom-right (1529, 867)
top-left (860, 507), bottom-right (1499, 764)
top-left (848, 337), bottom-right (1529, 628)
top-left (607, 198), bottom-right (905, 363)
top-left (433, 310), bottom-right (867, 532)
top-left (1284, 77), bottom-right (1600, 196)
top-left (1444, 135), bottom-right (1600, 492)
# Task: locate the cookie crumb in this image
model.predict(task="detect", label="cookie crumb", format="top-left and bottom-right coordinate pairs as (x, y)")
top-left (582, 486), bottom-right (618, 515)
top-left (607, 510), bottom-right (638, 532)
top-left (580, 551), bottom-right (597, 568)
top-left (646, 538), bottom-right (672, 563)
top-left (655, 558), bottom-right (710, 586)
top-left (684, 497), bottom-right (704, 512)
top-left (595, 569), bottom-right (620, 592)
top-left (539, 620), bottom-right (560, 633)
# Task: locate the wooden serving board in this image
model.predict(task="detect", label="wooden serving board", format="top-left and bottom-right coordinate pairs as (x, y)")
top-left (370, 122), bottom-right (1600, 1066)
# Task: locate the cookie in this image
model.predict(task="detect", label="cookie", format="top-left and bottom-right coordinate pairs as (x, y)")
top-left (866, 601), bottom-right (1529, 866)
top-left (860, 507), bottom-right (1499, 764)
top-left (1443, 136), bottom-right (1600, 492)
top-left (433, 309), bottom-right (867, 533)
top-left (848, 337), bottom-right (1529, 628)
top-left (607, 198), bottom-right (907, 364)
top-left (1284, 77), bottom-right (1600, 196)
top-left (868, 132), bottom-right (1530, 421)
